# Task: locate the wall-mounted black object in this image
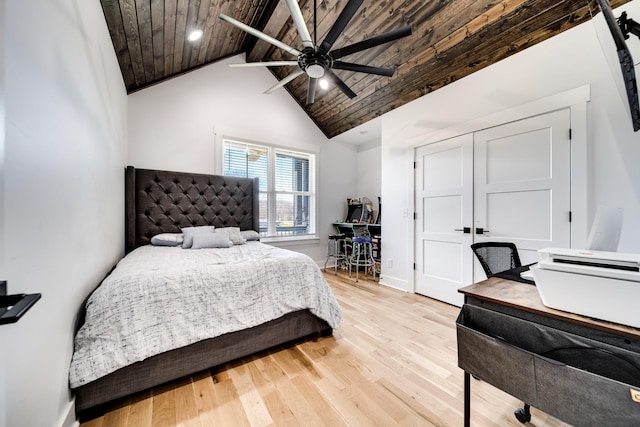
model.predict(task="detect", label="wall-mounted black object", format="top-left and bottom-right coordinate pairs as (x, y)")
top-left (0, 281), bottom-right (41, 325)
top-left (595, 0), bottom-right (640, 131)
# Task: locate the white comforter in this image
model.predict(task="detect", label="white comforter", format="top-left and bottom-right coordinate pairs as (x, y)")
top-left (69, 242), bottom-right (342, 387)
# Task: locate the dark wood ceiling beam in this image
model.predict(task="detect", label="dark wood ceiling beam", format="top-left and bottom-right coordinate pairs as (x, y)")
top-left (134, 0), bottom-right (155, 81)
top-left (197, 0), bottom-right (225, 63)
top-left (326, 0), bottom-right (632, 136)
top-left (183, 0), bottom-right (212, 69)
top-left (163, 0), bottom-right (178, 76)
top-left (214, 1), bottom-right (255, 59)
top-left (118, 0), bottom-right (146, 89)
top-left (172, 0), bottom-right (189, 76)
top-left (318, 8), bottom-right (570, 135)
top-left (313, 0), bottom-right (574, 128)
top-left (101, 0), bottom-right (136, 92)
top-left (305, 0), bottom-right (493, 119)
top-left (179, 0), bottom-right (200, 69)
top-left (319, 0), bottom-right (625, 137)
top-left (151, 0), bottom-right (165, 79)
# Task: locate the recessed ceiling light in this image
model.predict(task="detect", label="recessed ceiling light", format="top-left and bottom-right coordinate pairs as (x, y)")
top-left (319, 78), bottom-right (329, 90)
top-left (188, 29), bottom-right (203, 42)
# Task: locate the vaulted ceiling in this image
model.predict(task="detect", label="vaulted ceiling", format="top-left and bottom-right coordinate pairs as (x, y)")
top-left (101, 0), bottom-right (630, 138)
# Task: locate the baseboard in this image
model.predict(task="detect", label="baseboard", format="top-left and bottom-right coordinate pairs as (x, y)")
top-left (378, 275), bottom-right (410, 292)
top-left (58, 398), bottom-right (79, 427)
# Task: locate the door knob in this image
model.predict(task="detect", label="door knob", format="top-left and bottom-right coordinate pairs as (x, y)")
top-left (454, 227), bottom-right (471, 234)
top-left (476, 227), bottom-right (490, 234)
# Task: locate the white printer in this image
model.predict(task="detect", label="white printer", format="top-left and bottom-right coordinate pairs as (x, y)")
top-left (530, 248), bottom-right (640, 328)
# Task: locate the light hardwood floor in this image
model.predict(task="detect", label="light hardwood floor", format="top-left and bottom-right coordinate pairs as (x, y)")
top-left (80, 271), bottom-right (569, 427)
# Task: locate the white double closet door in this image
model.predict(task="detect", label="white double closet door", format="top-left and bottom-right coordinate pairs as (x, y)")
top-left (415, 109), bottom-right (571, 306)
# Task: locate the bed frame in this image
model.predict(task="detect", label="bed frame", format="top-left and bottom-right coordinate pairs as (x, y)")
top-left (74, 166), bottom-right (332, 418)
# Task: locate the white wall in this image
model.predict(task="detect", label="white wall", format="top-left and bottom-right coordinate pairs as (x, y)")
top-left (128, 55), bottom-right (358, 262)
top-left (379, 1), bottom-right (640, 291)
top-left (0, 0), bottom-right (5, 424)
top-left (2, 1), bottom-right (127, 426)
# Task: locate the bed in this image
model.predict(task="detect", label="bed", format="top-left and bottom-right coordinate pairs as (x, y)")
top-left (70, 166), bottom-right (342, 418)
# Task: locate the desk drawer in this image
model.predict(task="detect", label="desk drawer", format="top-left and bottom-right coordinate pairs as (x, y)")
top-left (457, 304), bottom-right (640, 426)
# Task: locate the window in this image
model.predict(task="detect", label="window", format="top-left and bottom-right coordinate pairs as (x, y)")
top-left (223, 139), bottom-right (316, 239)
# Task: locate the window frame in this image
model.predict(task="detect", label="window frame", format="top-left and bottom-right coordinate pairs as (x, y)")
top-left (219, 136), bottom-right (318, 242)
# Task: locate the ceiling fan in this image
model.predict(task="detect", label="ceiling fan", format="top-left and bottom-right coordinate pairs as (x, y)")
top-left (219, 0), bottom-right (412, 104)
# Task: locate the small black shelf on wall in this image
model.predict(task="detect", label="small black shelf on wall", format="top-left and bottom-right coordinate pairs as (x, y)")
top-left (0, 281), bottom-right (41, 325)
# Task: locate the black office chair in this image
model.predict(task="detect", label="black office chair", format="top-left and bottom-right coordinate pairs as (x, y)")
top-left (470, 241), bottom-right (531, 424)
top-left (471, 242), bottom-right (522, 278)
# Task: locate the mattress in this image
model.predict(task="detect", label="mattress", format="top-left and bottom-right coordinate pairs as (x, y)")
top-left (69, 241), bottom-right (342, 388)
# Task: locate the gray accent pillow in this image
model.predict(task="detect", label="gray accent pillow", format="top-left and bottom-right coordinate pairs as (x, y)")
top-left (216, 227), bottom-right (246, 245)
top-left (150, 233), bottom-right (184, 247)
top-left (181, 226), bottom-right (215, 249)
top-left (192, 232), bottom-right (233, 249)
top-left (240, 230), bottom-right (261, 241)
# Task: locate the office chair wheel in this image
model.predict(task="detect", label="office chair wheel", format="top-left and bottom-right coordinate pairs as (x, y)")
top-left (514, 403), bottom-right (531, 423)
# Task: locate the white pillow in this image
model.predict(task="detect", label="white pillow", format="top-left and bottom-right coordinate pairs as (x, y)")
top-left (150, 233), bottom-right (184, 247)
top-left (181, 226), bottom-right (215, 249)
top-left (192, 232), bottom-right (233, 249)
top-left (240, 230), bottom-right (261, 241)
top-left (215, 227), bottom-right (246, 245)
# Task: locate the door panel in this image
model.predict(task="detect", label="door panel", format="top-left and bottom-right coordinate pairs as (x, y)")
top-left (486, 189), bottom-right (551, 240)
top-left (474, 109), bottom-right (571, 268)
top-left (485, 127), bottom-right (551, 183)
top-left (415, 134), bottom-right (473, 306)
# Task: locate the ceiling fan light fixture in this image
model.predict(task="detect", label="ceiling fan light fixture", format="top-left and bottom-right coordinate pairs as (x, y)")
top-left (319, 78), bottom-right (329, 90)
top-left (306, 64), bottom-right (325, 78)
top-left (187, 29), bottom-right (203, 42)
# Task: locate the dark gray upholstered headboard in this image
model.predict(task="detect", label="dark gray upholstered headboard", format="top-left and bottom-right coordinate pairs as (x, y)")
top-left (125, 166), bottom-right (259, 253)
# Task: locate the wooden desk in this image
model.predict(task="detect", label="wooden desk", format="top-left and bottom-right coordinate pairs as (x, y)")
top-left (457, 277), bottom-right (640, 426)
top-left (459, 277), bottom-right (640, 340)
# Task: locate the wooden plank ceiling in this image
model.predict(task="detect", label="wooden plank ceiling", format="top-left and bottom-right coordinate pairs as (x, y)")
top-left (101, 0), bottom-right (630, 138)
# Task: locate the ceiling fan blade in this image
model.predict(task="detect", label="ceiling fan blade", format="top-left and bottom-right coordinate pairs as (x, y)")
top-left (333, 61), bottom-right (395, 77)
top-left (264, 69), bottom-right (305, 94)
top-left (319, 0), bottom-right (364, 52)
top-left (331, 25), bottom-right (412, 59)
top-left (219, 13), bottom-right (301, 57)
top-left (307, 78), bottom-right (318, 104)
top-left (325, 70), bottom-right (356, 99)
top-left (230, 61), bottom-right (299, 68)
top-left (284, 0), bottom-right (314, 48)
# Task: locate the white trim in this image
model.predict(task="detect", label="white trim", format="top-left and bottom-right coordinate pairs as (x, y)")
top-left (569, 100), bottom-right (589, 249)
top-left (57, 399), bottom-right (78, 427)
top-left (408, 85), bottom-right (591, 293)
top-left (407, 144), bottom-right (417, 294)
top-left (262, 235), bottom-right (320, 245)
top-left (378, 275), bottom-right (410, 292)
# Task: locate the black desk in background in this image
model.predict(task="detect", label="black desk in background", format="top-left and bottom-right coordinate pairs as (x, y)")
top-left (332, 222), bottom-right (379, 236)
top-left (332, 223), bottom-right (381, 262)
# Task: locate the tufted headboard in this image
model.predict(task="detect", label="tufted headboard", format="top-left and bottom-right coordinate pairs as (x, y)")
top-left (125, 166), bottom-right (260, 253)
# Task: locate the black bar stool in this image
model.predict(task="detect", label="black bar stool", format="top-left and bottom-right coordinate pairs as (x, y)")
top-left (349, 236), bottom-right (376, 282)
top-left (324, 234), bottom-right (347, 274)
